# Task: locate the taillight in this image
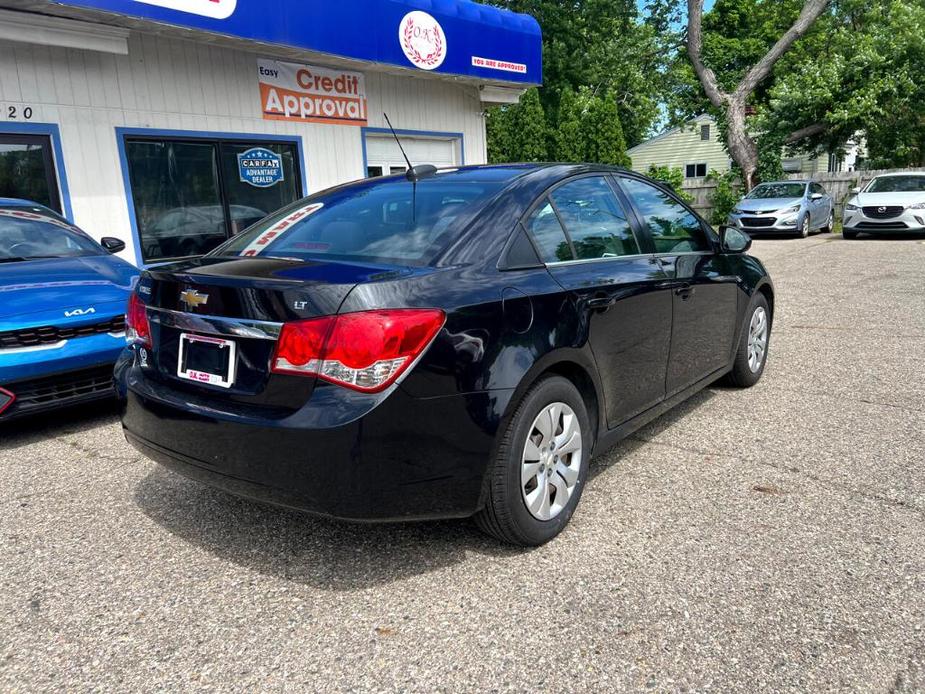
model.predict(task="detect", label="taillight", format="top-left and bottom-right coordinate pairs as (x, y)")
top-left (272, 309), bottom-right (445, 392)
top-left (126, 293), bottom-right (152, 347)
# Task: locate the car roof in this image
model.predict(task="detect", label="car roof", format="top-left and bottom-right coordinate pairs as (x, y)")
top-left (0, 197), bottom-right (44, 207)
top-left (872, 172), bottom-right (925, 177)
top-left (756, 180), bottom-right (809, 185)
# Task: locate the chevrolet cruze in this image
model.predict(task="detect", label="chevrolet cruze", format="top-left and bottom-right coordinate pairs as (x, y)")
top-left (116, 164), bottom-right (774, 546)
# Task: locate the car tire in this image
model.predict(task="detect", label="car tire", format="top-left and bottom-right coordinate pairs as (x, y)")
top-left (475, 376), bottom-right (591, 546)
top-left (724, 293), bottom-right (771, 388)
top-left (843, 229), bottom-right (858, 240)
top-left (822, 210), bottom-right (834, 233)
top-left (799, 215), bottom-right (810, 238)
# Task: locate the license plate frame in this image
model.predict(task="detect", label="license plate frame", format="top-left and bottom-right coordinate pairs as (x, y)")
top-left (177, 332), bottom-right (237, 389)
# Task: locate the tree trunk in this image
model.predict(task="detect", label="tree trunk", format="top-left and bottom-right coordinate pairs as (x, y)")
top-left (685, 0), bottom-right (832, 191)
top-left (726, 100), bottom-right (759, 190)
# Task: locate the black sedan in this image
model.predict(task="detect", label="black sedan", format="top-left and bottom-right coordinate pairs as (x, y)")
top-left (116, 164), bottom-right (773, 546)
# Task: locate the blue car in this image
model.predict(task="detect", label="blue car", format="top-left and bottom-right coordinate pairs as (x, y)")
top-left (0, 199), bottom-right (138, 421)
top-left (727, 180), bottom-right (835, 238)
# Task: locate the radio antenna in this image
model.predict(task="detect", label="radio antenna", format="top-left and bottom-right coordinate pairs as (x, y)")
top-left (383, 112), bottom-right (413, 172)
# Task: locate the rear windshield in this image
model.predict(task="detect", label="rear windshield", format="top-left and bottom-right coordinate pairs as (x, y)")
top-left (746, 183), bottom-right (806, 199)
top-left (866, 176), bottom-right (925, 193)
top-left (0, 207), bottom-right (103, 262)
top-left (210, 176), bottom-right (505, 266)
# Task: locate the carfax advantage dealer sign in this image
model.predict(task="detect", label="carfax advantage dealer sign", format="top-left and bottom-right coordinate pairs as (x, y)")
top-left (258, 59), bottom-right (368, 126)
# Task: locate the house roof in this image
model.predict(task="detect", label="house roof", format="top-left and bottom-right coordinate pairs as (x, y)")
top-left (628, 114), bottom-right (715, 154)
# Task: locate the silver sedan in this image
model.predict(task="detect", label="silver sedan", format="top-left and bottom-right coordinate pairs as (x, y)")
top-left (728, 180), bottom-right (834, 238)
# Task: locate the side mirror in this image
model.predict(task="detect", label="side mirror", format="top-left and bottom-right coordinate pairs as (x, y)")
top-left (100, 237), bottom-right (126, 254)
top-left (810, 192), bottom-right (824, 200)
top-left (719, 225), bottom-right (752, 254)
top-left (850, 186), bottom-right (861, 194)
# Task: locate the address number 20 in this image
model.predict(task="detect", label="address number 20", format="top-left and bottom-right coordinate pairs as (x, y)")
top-left (6, 106), bottom-right (34, 120)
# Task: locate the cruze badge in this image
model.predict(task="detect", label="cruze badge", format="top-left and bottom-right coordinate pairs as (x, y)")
top-left (64, 307), bottom-right (95, 317)
top-left (180, 289), bottom-right (209, 310)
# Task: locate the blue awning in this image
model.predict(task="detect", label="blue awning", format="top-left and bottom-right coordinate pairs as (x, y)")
top-left (44, 0), bottom-right (542, 85)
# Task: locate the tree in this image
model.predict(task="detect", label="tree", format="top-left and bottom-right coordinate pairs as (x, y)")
top-left (579, 89), bottom-right (631, 167)
top-left (486, 87), bottom-right (548, 163)
top-left (757, 0), bottom-right (925, 167)
top-left (685, 0), bottom-right (832, 189)
top-left (552, 88), bottom-right (584, 162)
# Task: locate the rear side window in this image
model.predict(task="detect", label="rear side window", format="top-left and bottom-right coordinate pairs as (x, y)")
top-left (524, 199), bottom-right (573, 263)
top-left (550, 177), bottom-right (640, 259)
top-left (211, 177), bottom-right (504, 266)
top-left (620, 178), bottom-right (710, 253)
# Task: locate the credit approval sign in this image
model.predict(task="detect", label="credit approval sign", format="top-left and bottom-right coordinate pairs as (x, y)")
top-left (258, 59), bottom-right (367, 126)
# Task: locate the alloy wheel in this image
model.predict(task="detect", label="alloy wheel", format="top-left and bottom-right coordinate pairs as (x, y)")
top-left (747, 306), bottom-right (768, 373)
top-left (801, 216), bottom-right (810, 237)
top-left (521, 402), bottom-right (582, 521)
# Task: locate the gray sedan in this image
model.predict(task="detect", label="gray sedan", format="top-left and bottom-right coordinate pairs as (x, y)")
top-left (728, 180), bottom-right (834, 237)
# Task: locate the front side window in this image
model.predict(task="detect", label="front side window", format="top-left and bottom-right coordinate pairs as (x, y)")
top-left (550, 177), bottom-right (640, 259)
top-left (0, 208), bottom-right (103, 261)
top-left (213, 177), bottom-right (504, 266)
top-left (620, 178), bottom-right (709, 254)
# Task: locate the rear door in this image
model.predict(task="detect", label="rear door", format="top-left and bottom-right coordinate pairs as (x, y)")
top-left (617, 176), bottom-right (738, 396)
top-left (524, 175), bottom-right (673, 428)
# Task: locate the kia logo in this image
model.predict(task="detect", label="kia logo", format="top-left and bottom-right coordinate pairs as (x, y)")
top-left (64, 307), bottom-right (95, 317)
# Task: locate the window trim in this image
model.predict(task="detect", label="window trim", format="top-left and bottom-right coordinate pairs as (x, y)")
top-left (700, 124), bottom-right (711, 141)
top-left (684, 162), bottom-right (708, 179)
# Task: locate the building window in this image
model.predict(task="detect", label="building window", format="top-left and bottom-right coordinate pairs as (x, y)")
top-left (700, 124), bottom-right (710, 141)
top-left (0, 133), bottom-right (62, 213)
top-left (124, 136), bottom-right (303, 262)
top-left (685, 163), bottom-right (708, 178)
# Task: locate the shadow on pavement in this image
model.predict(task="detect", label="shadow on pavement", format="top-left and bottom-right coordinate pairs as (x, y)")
top-left (132, 387), bottom-right (721, 590)
top-left (0, 399), bottom-right (120, 451)
top-left (587, 387), bottom-right (717, 482)
top-left (134, 465), bottom-right (525, 590)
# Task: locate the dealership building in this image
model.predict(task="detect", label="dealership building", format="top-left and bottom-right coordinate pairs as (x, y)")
top-left (0, 0), bottom-right (541, 265)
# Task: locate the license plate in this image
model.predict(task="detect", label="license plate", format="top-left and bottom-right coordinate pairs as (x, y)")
top-left (177, 333), bottom-right (236, 389)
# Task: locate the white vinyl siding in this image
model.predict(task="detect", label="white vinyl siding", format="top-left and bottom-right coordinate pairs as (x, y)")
top-left (628, 116), bottom-right (729, 176)
top-left (0, 30), bottom-right (487, 264)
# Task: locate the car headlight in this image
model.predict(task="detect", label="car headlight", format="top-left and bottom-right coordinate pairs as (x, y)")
top-left (731, 207), bottom-right (744, 215)
top-left (845, 203), bottom-right (859, 211)
top-left (908, 201), bottom-right (925, 209)
top-left (780, 205), bottom-right (801, 215)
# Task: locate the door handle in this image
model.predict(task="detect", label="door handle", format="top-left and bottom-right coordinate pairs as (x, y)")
top-left (674, 286), bottom-right (695, 300)
top-left (586, 296), bottom-right (616, 311)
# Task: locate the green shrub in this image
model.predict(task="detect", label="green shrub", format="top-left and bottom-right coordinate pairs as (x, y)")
top-left (707, 169), bottom-right (742, 226)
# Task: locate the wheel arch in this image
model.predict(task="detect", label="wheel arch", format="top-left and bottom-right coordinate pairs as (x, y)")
top-left (500, 351), bottom-right (604, 449)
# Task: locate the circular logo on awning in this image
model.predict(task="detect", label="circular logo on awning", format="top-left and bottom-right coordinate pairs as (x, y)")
top-left (398, 11), bottom-right (446, 70)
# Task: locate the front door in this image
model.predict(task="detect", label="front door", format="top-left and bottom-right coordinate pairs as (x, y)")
top-left (0, 133), bottom-right (62, 213)
top-left (523, 175), bottom-right (673, 428)
top-left (618, 176), bottom-right (738, 395)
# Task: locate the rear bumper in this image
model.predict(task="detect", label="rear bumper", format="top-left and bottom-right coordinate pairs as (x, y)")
top-left (118, 357), bottom-right (513, 521)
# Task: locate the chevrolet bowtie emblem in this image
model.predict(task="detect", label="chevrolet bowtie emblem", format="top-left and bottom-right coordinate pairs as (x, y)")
top-left (179, 288), bottom-right (209, 310)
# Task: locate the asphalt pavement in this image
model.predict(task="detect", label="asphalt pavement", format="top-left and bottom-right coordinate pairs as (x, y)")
top-left (2, 232), bottom-right (924, 692)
